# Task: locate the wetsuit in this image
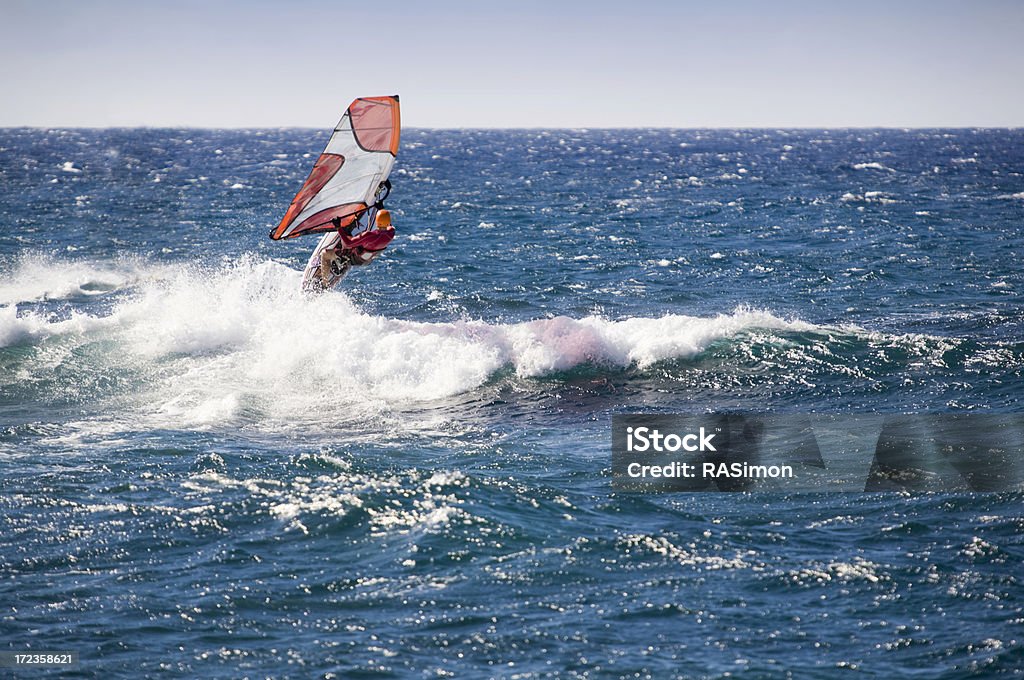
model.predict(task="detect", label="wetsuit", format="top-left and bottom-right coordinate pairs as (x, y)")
top-left (337, 226), bottom-right (395, 266)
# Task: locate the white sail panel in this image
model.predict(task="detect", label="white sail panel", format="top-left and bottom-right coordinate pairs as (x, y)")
top-left (270, 96), bottom-right (400, 240)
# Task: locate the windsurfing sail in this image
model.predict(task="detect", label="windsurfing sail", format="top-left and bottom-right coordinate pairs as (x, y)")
top-left (269, 95), bottom-right (400, 240)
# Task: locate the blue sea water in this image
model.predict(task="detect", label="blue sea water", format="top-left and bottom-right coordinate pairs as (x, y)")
top-left (1, 127), bottom-right (1023, 677)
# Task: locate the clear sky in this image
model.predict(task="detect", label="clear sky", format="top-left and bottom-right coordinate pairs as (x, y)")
top-left (2, 0), bottom-right (1022, 128)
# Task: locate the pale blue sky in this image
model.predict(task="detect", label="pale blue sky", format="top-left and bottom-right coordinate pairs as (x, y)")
top-left (2, 0), bottom-right (1022, 127)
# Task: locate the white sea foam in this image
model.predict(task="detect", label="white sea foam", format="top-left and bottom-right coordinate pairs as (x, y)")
top-left (0, 254), bottom-right (146, 305)
top-left (840, 191), bottom-right (897, 205)
top-left (789, 557), bottom-right (883, 584)
top-left (617, 534), bottom-right (750, 570)
top-left (0, 304), bottom-right (116, 347)
top-left (851, 162), bottom-right (894, 172)
top-left (0, 256), bottom-right (820, 428)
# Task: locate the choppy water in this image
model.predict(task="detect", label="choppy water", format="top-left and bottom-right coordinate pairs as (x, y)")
top-left (1, 128), bottom-right (1023, 677)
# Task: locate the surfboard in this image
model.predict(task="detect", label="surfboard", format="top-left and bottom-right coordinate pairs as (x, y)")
top-left (300, 230), bottom-right (346, 293)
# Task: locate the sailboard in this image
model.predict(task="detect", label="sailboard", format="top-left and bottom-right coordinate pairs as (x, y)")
top-left (270, 95), bottom-right (400, 242)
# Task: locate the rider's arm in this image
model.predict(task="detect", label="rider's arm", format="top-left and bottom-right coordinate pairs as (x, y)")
top-left (338, 230), bottom-right (356, 248)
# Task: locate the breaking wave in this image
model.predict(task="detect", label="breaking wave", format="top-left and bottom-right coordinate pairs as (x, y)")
top-left (0, 256), bottom-right (827, 427)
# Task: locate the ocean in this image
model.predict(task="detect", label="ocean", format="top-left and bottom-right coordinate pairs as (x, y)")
top-left (1, 127), bottom-right (1022, 677)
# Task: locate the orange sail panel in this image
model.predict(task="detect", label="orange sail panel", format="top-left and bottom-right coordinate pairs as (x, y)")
top-left (270, 95), bottom-right (400, 240)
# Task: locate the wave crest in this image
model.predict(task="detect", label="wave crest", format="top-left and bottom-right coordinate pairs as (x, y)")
top-left (1, 256), bottom-right (819, 427)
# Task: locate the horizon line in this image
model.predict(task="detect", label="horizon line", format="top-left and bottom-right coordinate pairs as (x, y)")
top-left (3, 125), bottom-right (1023, 132)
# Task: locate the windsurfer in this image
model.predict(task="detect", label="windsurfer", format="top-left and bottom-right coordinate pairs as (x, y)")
top-left (319, 209), bottom-right (396, 283)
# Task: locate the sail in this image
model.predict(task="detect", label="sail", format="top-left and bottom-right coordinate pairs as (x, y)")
top-left (270, 95), bottom-right (400, 240)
